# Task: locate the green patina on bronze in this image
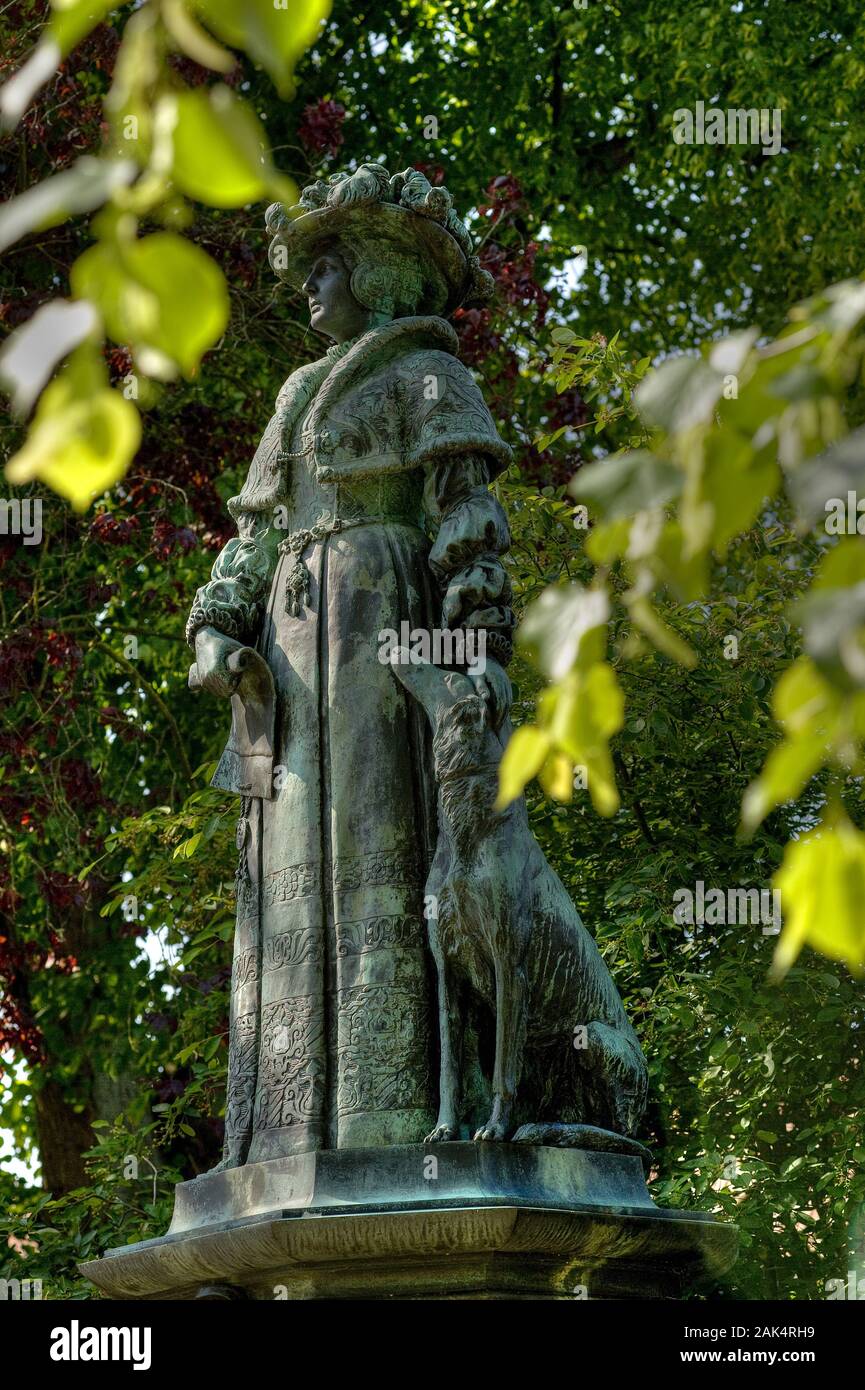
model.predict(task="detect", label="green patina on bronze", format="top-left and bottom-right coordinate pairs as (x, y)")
top-left (81, 164), bottom-right (737, 1303)
top-left (185, 162), bottom-right (646, 1170)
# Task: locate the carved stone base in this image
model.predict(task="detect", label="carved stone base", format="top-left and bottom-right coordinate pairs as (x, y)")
top-left (79, 1143), bottom-right (737, 1300)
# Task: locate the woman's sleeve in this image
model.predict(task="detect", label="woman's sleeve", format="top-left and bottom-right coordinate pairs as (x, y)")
top-left (185, 509), bottom-right (276, 648)
top-left (424, 452), bottom-right (515, 667)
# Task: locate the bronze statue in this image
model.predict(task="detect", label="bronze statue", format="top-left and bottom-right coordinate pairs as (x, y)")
top-left (187, 164), bottom-right (514, 1167)
top-left (83, 165), bottom-right (736, 1303)
top-left (186, 162), bottom-right (646, 1169)
top-left (392, 660), bottom-right (647, 1148)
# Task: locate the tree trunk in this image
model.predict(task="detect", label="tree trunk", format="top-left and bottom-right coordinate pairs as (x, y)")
top-left (33, 1078), bottom-right (94, 1195)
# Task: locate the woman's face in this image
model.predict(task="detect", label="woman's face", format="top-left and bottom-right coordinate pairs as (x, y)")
top-left (301, 250), bottom-right (371, 344)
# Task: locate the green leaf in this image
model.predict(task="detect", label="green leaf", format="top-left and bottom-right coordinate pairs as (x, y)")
top-left (768, 363), bottom-right (826, 402)
top-left (549, 664), bottom-right (623, 815)
top-left (795, 582), bottom-right (865, 691)
top-left (772, 816), bottom-right (865, 979)
top-left (786, 428), bottom-right (865, 526)
top-left (162, 0), bottom-right (235, 73)
top-left (537, 750), bottom-right (574, 802)
top-left (635, 355), bottom-right (723, 433)
top-left (517, 584), bottom-right (610, 681)
top-left (0, 157), bottom-right (136, 254)
top-left (0, 298), bottom-right (99, 415)
top-left (5, 344), bottom-right (140, 510)
top-left (584, 516), bottom-right (632, 565)
top-left (534, 426), bottom-right (568, 452)
top-left (772, 658), bottom-right (838, 735)
top-left (199, 0), bottom-right (332, 97)
top-left (811, 278), bottom-right (865, 334)
top-left (780, 1155), bottom-right (805, 1177)
top-left (707, 328), bottom-right (759, 378)
top-left (625, 594), bottom-right (697, 667)
top-left (740, 732), bottom-right (828, 833)
top-left (571, 450), bottom-right (682, 520)
top-left (71, 232), bottom-right (229, 378)
top-left (652, 520), bottom-right (710, 601)
top-left (689, 428), bottom-right (780, 555)
top-left (171, 86), bottom-right (294, 208)
top-left (813, 537), bottom-right (865, 590)
top-left (496, 725), bottom-right (551, 808)
top-left (173, 831), bottom-right (203, 859)
top-left (48, 0), bottom-right (117, 53)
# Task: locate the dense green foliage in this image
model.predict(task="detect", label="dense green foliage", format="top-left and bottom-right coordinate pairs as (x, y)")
top-left (2, 0), bottom-right (865, 1300)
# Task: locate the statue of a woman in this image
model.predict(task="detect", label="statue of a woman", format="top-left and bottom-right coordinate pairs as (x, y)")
top-left (186, 164), bottom-right (515, 1168)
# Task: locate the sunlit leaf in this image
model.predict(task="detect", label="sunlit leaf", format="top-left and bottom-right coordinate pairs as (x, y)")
top-left (72, 232), bottom-right (229, 377)
top-left (49, 0), bottom-right (117, 53)
top-left (688, 428), bottom-right (780, 555)
top-left (199, 0), bottom-right (332, 96)
top-left (538, 750), bottom-right (574, 802)
top-left (707, 328), bottom-right (759, 378)
top-left (550, 663), bottom-right (623, 815)
top-left (162, 0), bottom-right (235, 73)
top-left (5, 345), bottom-right (141, 510)
top-left (786, 428), bottom-right (865, 527)
top-left (171, 85), bottom-right (294, 207)
top-left (795, 582), bottom-right (865, 691)
top-left (518, 584), bottom-right (609, 681)
top-left (741, 733), bottom-right (828, 834)
top-left (0, 157), bottom-right (136, 253)
top-left (495, 725), bottom-right (551, 808)
top-left (772, 817), bottom-right (865, 979)
top-left (0, 299), bottom-right (98, 415)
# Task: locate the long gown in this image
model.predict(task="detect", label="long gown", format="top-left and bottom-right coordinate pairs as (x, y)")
top-left (189, 330), bottom-right (513, 1164)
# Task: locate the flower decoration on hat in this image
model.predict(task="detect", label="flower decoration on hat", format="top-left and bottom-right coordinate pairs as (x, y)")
top-left (265, 163), bottom-right (495, 319)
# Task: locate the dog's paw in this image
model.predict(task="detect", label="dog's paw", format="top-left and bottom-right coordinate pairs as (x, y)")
top-left (473, 1120), bottom-right (507, 1142)
top-left (425, 1123), bottom-right (459, 1143)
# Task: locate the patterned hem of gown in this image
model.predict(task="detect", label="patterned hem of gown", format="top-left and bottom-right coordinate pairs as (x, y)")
top-left (333, 1110), bottom-right (436, 1147)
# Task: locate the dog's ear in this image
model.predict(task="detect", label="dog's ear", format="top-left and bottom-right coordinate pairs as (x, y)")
top-left (390, 651), bottom-right (473, 728)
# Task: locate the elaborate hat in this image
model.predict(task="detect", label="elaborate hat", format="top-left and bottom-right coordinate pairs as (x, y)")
top-left (265, 163), bottom-right (494, 318)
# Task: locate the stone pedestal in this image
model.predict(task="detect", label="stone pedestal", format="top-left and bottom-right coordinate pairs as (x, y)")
top-left (80, 1143), bottom-right (736, 1300)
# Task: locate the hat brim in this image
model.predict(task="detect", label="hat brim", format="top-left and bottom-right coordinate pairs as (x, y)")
top-left (268, 203), bottom-right (470, 315)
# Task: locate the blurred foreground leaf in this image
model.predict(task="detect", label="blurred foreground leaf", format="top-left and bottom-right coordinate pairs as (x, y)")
top-left (5, 345), bottom-right (141, 510)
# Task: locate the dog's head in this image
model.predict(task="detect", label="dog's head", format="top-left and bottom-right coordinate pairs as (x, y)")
top-left (391, 653), bottom-right (508, 849)
top-left (390, 654), bottom-right (499, 777)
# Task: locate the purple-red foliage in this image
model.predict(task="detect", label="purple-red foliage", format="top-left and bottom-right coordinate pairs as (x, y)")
top-left (298, 99), bottom-right (346, 157)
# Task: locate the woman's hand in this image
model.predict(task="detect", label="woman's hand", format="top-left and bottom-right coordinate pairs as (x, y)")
top-left (194, 627), bottom-right (239, 698)
top-left (469, 656), bottom-right (512, 732)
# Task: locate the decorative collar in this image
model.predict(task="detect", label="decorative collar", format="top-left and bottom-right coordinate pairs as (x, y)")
top-left (325, 333), bottom-right (366, 363)
top-left (306, 316), bottom-right (460, 439)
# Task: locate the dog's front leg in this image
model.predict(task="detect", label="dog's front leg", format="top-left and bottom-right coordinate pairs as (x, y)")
top-left (426, 929), bottom-right (463, 1143)
top-left (474, 961), bottom-right (527, 1142)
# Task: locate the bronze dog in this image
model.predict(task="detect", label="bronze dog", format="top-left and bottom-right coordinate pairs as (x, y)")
top-left (392, 658), bottom-right (648, 1145)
